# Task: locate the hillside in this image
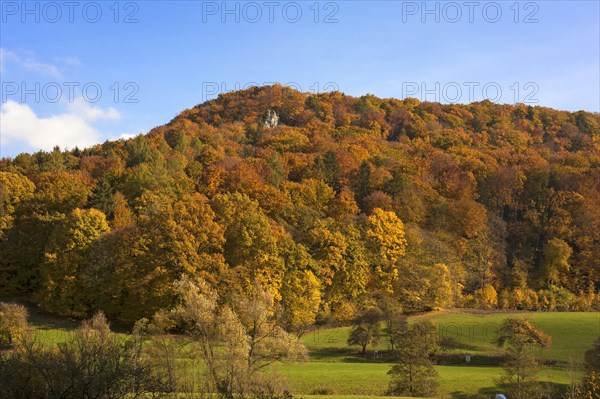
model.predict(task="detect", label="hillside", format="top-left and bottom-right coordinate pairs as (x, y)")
top-left (1, 85), bottom-right (599, 325)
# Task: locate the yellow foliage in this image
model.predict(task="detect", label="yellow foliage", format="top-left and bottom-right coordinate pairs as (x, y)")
top-left (476, 285), bottom-right (498, 309)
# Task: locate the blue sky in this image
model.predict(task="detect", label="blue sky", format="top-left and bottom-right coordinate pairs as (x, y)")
top-left (1, 1), bottom-right (599, 157)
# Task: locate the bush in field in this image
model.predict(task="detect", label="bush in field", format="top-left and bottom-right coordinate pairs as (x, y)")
top-left (577, 371), bottom-right (600, 399)
top-left (573, 337), bottom-right (600, 399)
top-left (0, 312), bottom-right (173, 399)
top-left (496, 318), bottom-right (552, 399)
top-left (0, 302), bottom-right (29, 348)
top-left (347, 307), bottom-right (383, 354)
top-left (387, 321), bottom-right (439, 397)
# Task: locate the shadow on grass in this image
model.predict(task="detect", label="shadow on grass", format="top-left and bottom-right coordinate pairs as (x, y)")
top-left (0, 294), bottom-right (139, 335)
top-left (450, 385), bottom-right (500, 399)
top-left (451, 381), bottom-right (571, 399)
top-left (437, 353), bottom-right (506, 366)
top-left (308, 347), bottom-right (396, 363)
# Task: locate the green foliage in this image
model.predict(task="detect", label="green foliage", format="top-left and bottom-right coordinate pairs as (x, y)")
top-left (496, 318), bottom-right (552, 399)
top-left (347, 307), bottom-right (383, 354)
top-left (585, 337), bottom-right (600, 371)
top-left (19, 307), bottom-right (600, 398)
top-left (387, 321), bottom-right (439, 397)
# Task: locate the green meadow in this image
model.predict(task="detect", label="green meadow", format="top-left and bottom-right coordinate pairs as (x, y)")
top-left (28, 309), bottom-right (599, 398)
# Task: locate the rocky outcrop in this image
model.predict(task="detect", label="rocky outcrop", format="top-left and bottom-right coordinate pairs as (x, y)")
top-left (263, 109), bottom-right (279, 129)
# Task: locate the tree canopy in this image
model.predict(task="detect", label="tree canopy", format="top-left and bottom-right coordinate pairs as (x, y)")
top-left (1, 85), bottom-right (599, 323)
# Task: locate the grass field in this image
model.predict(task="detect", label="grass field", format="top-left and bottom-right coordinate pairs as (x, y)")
top-left (302, 311), bottom-right (599, 361)
top-left (25, 308), bottom-right (600, 399)
top-left (279, 362), bottom-right (573, 397)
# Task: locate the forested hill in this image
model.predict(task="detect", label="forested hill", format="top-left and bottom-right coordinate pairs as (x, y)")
top-left (1, 85), bottom-right (599, 325)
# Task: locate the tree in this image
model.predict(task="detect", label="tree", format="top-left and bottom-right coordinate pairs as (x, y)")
top-left (89, 178), bottom-right (116, 218)
top-left (111, 191), bottom-right (134, 228)
top-left (164, 276), bottom-right (306, 398)
top-left (38, 208), bottom-right (109, 317)
top-left (539, 238), bottom-right (573, 287)
top-left (87, 193), bottom-right (225, 324)
top-left (496, 318), bottom-right (552, 399)
top-left (0, 171), bottom-right (35, 234)
top-left (365, 208), bottom-right (407, 293)
top-left (1, 84), bottom-right (599, 340)
top-left (387, 321), bottom-right (439, 397)
top-left (211, 192), bottom-right (285, 300)
top-left (355, 160), bottom-right (372, 206)
top-left (396, 261), bottom-right (455, 311)
top-left (363, 191), bottom-right (394, 214)
top-left (379, 298), bottom-right (406, 350)
top-left (496, 318), bottom-right (552, 349)
top-left (347, 307), bottom-right (382, 355)
top-left (305, 218), bottom-right (348, 286)
top-left (1, 171), bottom-right (92, 294)
top-left (0, 302), bottom-right (29, 348)
top-left (476, 285), bottom-right (499, 309)
top-left (313, 150), bottom-right (342, 193)
top-left (326, 223), bottom-right (370, 313)
top-left (281, 268), bottom-right (321, 334)
top-left (572, 337), bottom-right (600, 399)
top-left (29, 171), bottom-right (91, 215)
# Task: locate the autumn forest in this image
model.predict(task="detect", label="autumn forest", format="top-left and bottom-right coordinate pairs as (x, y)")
top-left (1, 85), bottom-right (599, 327)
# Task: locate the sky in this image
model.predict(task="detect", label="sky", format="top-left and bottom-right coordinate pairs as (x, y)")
top-left (1, 0), bottom-right (599, 157)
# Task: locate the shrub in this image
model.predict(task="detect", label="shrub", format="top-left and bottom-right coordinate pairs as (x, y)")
top-left (592, 294), bottom-right (600, 311)
top-left (537, 289), bottom-right (557, 311)
top-left (548, 285), bottom-right (576, 311)
top-left (312, 387), bottom-right (335, 395)
top-left (570, 295), bottom-right (592, 311)
top-left (513, 288), bottom-right (540, 310)
top-left (476, 285), bottom-right (498, 309)
top-left (498, 289), bottom-right (512, 310)
top-left (0, 302), bottom-right (29, 348)
top-left (0, 312), bottom-right (173, 399)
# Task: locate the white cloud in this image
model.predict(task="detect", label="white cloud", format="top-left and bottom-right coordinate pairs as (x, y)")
top-left (68, 98), bottom-right (121, 121)
top-left (0, 100), bottom-right (122, 152)
top-left (118, 133), bottom-right (138, 140)
top-left (0, 48), bottom-right (63, 78)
